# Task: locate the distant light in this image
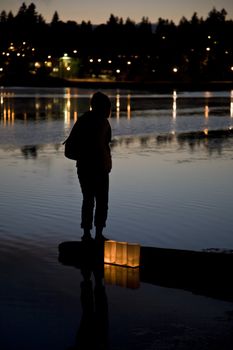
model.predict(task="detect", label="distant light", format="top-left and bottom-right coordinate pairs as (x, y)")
top-left (225, 51), bottom-right (229, 54)
top-left (204, 128), bottom-right (208, 136)
top-left (17, 53), bottom-right (20, 56)
top-left (206, 47), bottom-right (211, 51)
top-left (116, 69), bottom-right (121, 74)
top-left (173, 67), bottom-right (178, 73)
top-left (66, 67), bottom-right (71, 71)
top-left (32, 48), bottom-right (35, 51)
top-left (23, 42), bottom-right (26, 45)
top-left (2, 52), bottom-right (5, 55)
top-left (108, 60), bottom-right (112, 64)
top-left (35, 62), bottom-right (41, 68)
top-left (48, 55), bottom-right (51, 59)
top-left (0, 68), bottom-right (3, 72)
top-left (6, 53), bottom-right (10, 56)
top-left (127, 61), bottom-right (131, 65)
top-left (73, 50), bottom-right (77, 54)
top-left (162, 36), bottom-right (166, 40)
top-left (62, 54), bottom-right (70, 60)
top-left (98, 58), bottom-right (102, 62)
top-left (89, 59), bottom-right (94, 63)
top-left (231, 66), bottom-right (233, 71)
top-left (53, 68), bottom-right (59, 72)
top-left (208, 35), bottom-right (211, 39)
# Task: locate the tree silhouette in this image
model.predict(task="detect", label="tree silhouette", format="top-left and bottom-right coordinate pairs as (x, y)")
top-left (0, 2), bottom-right (232, 82)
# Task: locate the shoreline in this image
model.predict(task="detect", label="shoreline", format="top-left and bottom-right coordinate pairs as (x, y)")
top-left (65, 79), bottom-right (233, 91)
top-left (1, 75), bottom-right (233, 91)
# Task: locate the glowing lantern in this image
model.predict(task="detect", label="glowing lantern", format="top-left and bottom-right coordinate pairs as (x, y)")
top-left (116, 242), bottom-right (127, 265)
top-left (127, 243), bottom-right (140, 267)
top-left (104, 240), bottom-right (116, 264)
top-left (104, 240), bottom-right (140, 268)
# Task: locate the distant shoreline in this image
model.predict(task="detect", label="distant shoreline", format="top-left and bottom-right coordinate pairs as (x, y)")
top-left (65, 79), bottom-right (233, 91)
top-left (1, 75), bottom-right (233, 91)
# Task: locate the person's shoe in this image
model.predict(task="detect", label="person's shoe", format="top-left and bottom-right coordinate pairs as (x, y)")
top-left (81, 233), bottom-right (94, 242)
top-left (95, 234), bottom-right (109, 242)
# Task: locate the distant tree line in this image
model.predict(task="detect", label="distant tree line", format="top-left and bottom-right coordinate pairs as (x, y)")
top-left (0, 2), bottom-right (233, 81)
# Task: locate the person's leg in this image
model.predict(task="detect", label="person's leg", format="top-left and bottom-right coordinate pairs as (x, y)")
top-left (78, 171), bottom-right (95, 240)
top-left (94, 172), bottom-right (109, 240)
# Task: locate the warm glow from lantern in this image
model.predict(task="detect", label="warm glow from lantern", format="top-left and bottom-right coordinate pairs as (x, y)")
top-left (104, 240), bottom-right (116, 264)
top-left (116, 242), bottom-right (127, 265)
top-left (104, 264), bottom-right (140, 289)
top-left (127, 243), bottom-right (140, 267)
top-left (127, 94), bottom-right (131, 120)
top-left (104, 240), bottom-right (140, 268)
top-left (204, 105), bottom-right (209, 118)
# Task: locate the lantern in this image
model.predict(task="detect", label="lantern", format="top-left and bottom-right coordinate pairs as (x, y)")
top-left (104, 240), bottom-right (140, 268)
top-left (127, 243), bottom-right (140, 267)
top-left (116, 241), bottom-right (128, 265)
top-left (104, 240), bottom-right (116, 264)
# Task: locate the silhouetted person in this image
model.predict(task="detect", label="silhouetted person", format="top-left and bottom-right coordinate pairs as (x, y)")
top-left (74, 92), bottom-right (112, 241)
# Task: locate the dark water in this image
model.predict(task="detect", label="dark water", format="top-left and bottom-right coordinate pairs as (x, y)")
top-left (0, 87), bottom-right (233, 349)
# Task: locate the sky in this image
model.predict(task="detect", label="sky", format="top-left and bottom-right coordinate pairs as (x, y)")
top-left (0, 0), bottom-right (233, 24)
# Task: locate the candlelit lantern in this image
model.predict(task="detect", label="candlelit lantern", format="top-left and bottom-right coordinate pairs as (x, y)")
top-left (127, 243), bottom-right (140, 267)
top-left (104, 240), bottom-right (116, 264)
top-left (104, 240), bottom-right (140, 268)
top-left (116, 241), bottom-right (128, 265)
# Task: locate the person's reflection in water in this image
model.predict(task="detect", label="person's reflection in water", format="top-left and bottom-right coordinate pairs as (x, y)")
top-left (75, 92), bottom-right (112, 242)
top-left (71, 244), bottom-right (109, 350)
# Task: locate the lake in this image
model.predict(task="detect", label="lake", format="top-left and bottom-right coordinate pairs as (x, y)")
top-left (0, 87), bottom-right (233, 349)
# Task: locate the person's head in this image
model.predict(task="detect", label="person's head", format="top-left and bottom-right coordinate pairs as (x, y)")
top-left (91, 92), bottom-right (111, 118)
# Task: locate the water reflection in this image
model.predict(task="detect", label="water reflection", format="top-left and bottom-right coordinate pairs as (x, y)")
top-left (21, 145), bottom-right (38, 158)
top-left (58, 240), bottom-right (233, 350)
top-left (0, 87), bottom-right (83, 130)
top-left (231, 90), bottom-right (233, 118)
top-left (1, 88), bottom-right (233, 127)
top-left (111, 128), bottom-right (233, 156)
top-left (58, 241), bottom-right (233, 303)
top-left (172, 90), bottom-right (177, 119)
top-left (72, 243), bottom-right (109, 350)
top-left (1, 88), bottom-right (233, 153)
top-left (1, 127), bottom-right (232, 160)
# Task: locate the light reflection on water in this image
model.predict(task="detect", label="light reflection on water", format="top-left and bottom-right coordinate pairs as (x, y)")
top-left (1, 88), bottom-right (233, 138)
top-left (1, 88), bottom-right (233, 350)
top-left (0, 87), bottom-right (233, 251)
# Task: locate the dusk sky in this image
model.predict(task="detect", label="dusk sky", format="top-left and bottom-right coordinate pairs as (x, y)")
top-left (1, 0), bottom-right (233, 24)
